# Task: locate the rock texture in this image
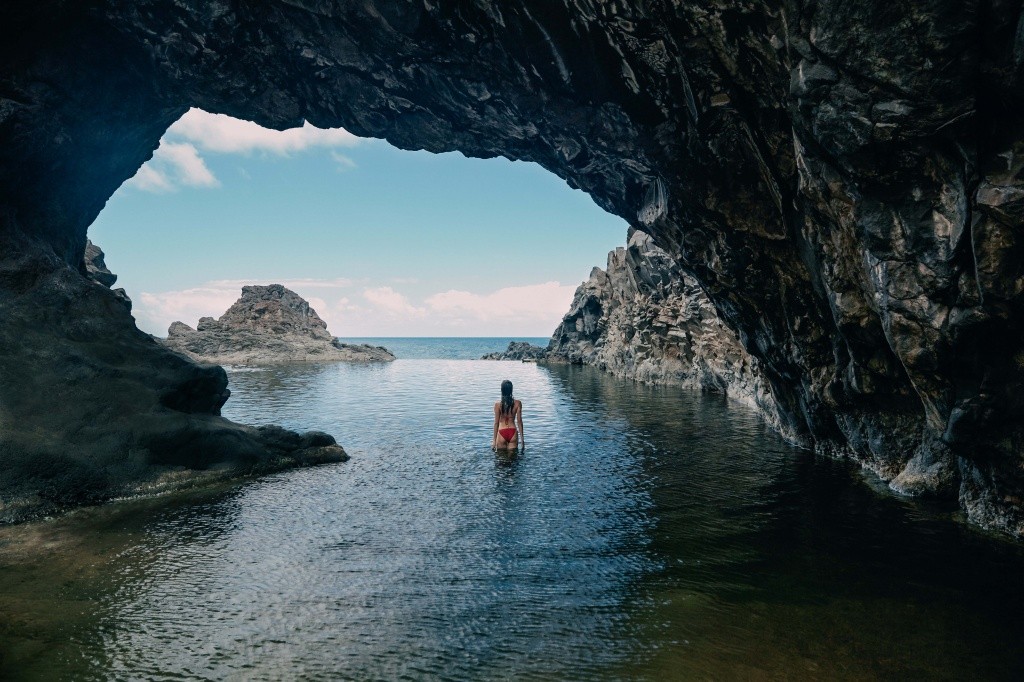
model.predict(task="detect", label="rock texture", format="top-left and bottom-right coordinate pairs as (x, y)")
top-left (0, 238), bottom-right (348, 523)
top-left (549, 229), bottom-right (780, 428)
top-left (1, 1), bottom-right (1023, 535)
top-left (84, 239), bottom-right (132, 311)
top-left (164, 284), bottom-right (395, 365)
top-left (481, 342), bottom-right (548, 361)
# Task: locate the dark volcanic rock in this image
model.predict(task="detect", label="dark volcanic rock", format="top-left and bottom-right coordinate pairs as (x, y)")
top-left (82, 239), bottom-right (132, 311)
top-left (0, 238), bottom-right (348, 523)
top-left (1, 1), bottom-right (1022, 535)
top-left (164, 284), bottom-right (395, 365)
top-left (549, 229), bottom-right (780, 431)
top-left (481, 342), bottom-right (548, 361)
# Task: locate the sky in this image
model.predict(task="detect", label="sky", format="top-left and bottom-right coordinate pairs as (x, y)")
top-left (89, 109), bottom-right (627, 337)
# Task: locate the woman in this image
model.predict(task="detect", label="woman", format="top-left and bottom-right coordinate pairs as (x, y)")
top-left (492, 379), bottom-right (524, 451)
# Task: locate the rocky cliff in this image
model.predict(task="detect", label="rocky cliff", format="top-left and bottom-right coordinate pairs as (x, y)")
top-left (1, 1), bottom-right (1022, 535)
top-left (549, 229), bottom-right (780, 426)
top-left (165, 284), bottom-right (395, 365)
top-left (0, 239), bottom-right (348, 523)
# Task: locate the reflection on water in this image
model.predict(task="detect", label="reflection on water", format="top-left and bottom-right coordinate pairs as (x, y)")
top-left (0, 361), bottom-right (1022, 680)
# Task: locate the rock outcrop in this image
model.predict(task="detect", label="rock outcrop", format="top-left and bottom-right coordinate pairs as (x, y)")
top-left (549, 229), bottom-right (780, 428)
top-left (1, 1), bottom-right (1023, 535)
top-left (481, 342), bottom-right (548, 361)
top-left (83, 239), bottom-right (132, 311)
top-left (0, 239), bottom-right (348, 523)
top-left (164, 284), bottom-right (395, 365)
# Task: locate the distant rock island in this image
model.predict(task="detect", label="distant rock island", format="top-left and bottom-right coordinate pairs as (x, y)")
top-left (164, 284), bottom-right (395, 365)
top-left (481, 341), bottom-right (548, 361)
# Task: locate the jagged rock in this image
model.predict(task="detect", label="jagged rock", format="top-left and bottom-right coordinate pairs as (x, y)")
top-left (0, 238), bottom-right (348, 523)
top-left (481, 341), bottom-right (548, 361)
top-left (1, 1), bottom-right (1022, 536)
top-left (83, 239), bottom-right (117, 287)
top-left (164, 284), bottom-right (395, 365)
top-left (549, 229), bottom-right (783, 433)
top-left (82, 239), bottom-right (132, 311)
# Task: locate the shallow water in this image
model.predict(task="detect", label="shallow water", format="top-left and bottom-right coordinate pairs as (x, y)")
top-left (1, 360), bottom-right (1022, 680)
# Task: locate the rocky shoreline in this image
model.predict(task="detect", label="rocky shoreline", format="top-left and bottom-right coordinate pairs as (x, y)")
top-left (0, 241), bottom-right (350, 524)
top-left (481, 341), bottom-right (548, 362)
top-left (547, 230), bottom-right (778, 421)
top-left (164, 284), bottom-right (395, 365)
top-left (2, 1), bottom-right (1023, 537)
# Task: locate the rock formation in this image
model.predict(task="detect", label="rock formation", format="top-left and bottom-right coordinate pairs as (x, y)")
top-left (84, 239), bottom-right (132, 311)
top-left (1, 1), bottom-right (1022, 536)
top-left (164, 284), bottom-right (395, 365)
top-left (549, 229), bottom-right (780, 426)
top-left (0, 239), bottom-right (348, 523)
top-left (481, 342), bottom-right (548, 361)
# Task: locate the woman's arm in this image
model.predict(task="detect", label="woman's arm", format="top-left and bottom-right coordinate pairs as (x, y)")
top-left (516, 401), bottom-right (524, 450)
top-left (492, 403), bottom-right (499, 450)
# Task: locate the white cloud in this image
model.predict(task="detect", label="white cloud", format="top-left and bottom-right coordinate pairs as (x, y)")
top-left (128, 164), bottom-right (174, 192)
top-left (126, 108), bottom-right (365, 192)
top-left (167, 109), bottom-right (362, 154)
top-left (330, 151), bottom-right (357, 170)
top-left (425, 282), bottom-right (575, 325)
top-left (162, 143), bottom-right (220, 187)
top-left (133, 279), bottom-right (576, 338)
top-left (127, 142), bottom-right (219, 192)
top-left (362, 286), bottom-right (425, 317)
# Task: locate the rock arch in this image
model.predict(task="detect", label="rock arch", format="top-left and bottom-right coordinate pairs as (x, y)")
top-left (1, 1), bottom-right (1022, 535)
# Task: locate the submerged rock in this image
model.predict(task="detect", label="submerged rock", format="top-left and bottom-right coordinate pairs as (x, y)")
top-left (164, 284), bottom-right (395, 365)
top-left (481, 342), bottom-right (548, 361)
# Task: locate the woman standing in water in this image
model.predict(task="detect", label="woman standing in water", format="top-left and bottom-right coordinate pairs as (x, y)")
top-left (492, 379), bottom-right (524, 451)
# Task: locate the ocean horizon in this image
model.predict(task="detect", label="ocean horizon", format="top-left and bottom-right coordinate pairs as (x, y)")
top-left (334, 336), bottom-right (550, 360)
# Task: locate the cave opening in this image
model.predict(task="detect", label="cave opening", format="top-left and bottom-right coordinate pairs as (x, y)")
top-left (88, 108), bottom-right (628, 340)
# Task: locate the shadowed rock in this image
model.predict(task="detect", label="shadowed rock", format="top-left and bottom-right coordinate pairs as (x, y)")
top-left (0, 240), bottom-right (348, 523)
top-left (164, 284), bottom-right (395, 365)
top-left (481, 342), bottom-right (548, 361)
top-left (0, 1), bottom-right (1022, 535)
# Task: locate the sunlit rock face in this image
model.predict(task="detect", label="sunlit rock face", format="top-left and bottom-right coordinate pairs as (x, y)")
top-left (548, 229), bottom-right (781, 433)
top-left (164, 284), bottom-right (396, 365)
top-left (1, 1), bottom-right (1022, 535)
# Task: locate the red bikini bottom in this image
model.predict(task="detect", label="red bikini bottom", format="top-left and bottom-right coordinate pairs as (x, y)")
top-left (498, 428), bottom-right (517, 441)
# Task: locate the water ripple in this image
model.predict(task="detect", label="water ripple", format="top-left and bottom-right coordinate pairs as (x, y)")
top-left (0, 361), bottom-right (1022, 680)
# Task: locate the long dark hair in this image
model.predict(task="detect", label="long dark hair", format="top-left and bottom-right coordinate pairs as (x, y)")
top-left (500, 380), bottom-right (514, 416)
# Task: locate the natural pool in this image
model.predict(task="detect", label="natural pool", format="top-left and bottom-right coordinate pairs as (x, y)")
top-left (1, 360), bottom-right (1022, 680)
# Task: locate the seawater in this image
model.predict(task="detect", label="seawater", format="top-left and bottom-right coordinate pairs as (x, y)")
top-left (334, 337), bottom-right (550, 360)
top-left (0, 356), bottom-right (1022, 680)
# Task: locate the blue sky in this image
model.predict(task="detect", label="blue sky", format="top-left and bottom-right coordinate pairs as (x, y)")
top-left (89, 110), bottom-right (626, 337)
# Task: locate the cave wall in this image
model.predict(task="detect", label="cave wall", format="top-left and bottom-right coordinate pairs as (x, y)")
top-left (1, 0), bottom-right (1022, 535)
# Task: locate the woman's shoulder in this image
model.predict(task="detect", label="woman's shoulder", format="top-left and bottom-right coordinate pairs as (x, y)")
top-left (514, 398), bottom-right (523, 407)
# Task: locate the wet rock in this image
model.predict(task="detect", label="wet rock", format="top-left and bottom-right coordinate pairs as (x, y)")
top-left (549, 229), bottom-right (783, 434)
top-left (0, 238), bottom-right (348, 523)
top-left (164, 284), bottom-right (395, 365)
top-left (481, 342), bottom-right (548, 361)
top-left (1, 1), bottom-right (1023, 535)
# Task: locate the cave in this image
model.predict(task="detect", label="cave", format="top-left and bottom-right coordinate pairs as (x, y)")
top-left (1, 1), bottom-right (1022, 537)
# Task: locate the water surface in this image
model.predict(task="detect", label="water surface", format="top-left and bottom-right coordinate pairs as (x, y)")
top-left (1, 360), bottom-right (1022, 680)
top-left (334, 337), bottom-right (549, 359)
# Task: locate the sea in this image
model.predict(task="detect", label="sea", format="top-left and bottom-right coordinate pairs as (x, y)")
top-left (334, 337), bottom-right (550, 359)
top-left (0, 338), bottom-right (1022, 680)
